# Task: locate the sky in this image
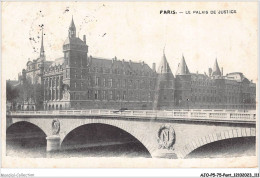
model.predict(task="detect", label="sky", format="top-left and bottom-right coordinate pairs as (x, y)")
top-left (2, 2), bottom-right (258, 82)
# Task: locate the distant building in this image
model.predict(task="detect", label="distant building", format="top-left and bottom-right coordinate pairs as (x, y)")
top-left (15, 17), bottom-right (256, 110)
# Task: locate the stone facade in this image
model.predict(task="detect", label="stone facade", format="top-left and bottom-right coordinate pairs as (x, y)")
top-left (17, 17), bottom-right (256, 110)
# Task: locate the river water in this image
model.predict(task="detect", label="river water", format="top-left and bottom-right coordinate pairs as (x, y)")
top-left (6, 136), bottom-right (255, 159)
top-left (6, 137), bottom-right (151, 158)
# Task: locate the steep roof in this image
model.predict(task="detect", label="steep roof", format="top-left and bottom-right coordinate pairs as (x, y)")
top-left (40, 30), bottom-right (45, 57)
top-left (63, 37), bottom-right (85, 45)
top-left (69, 16), bottom-right (76, 31)
top-left (176, 55), bottom-right (190, 75)
top-left (212, 58), bottom-right (221, 76)
top-left (50, 57), bottom-right (64, 67)
top-left (90, 56), bottom-right (154, 74)
top-left (157, 52), bottom-right (173, 75)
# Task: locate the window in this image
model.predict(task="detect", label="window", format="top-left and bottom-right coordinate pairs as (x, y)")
top-left (87, 77), bottom-right (91, 86)
top-left (81, 69), bottom-right (84, 78)
top-left (123, 79), bottom-right (127, 88)
top-left (95, 77), bottom-right (99, 86)
top-left (87, 90), bottom-right (91, 99)
top-left (81, 82), bottom-right (84, 89)
top-left (108, 79), bottom-right (112, 88)
top-left (129, 80), bottom-right (133, 88)
top-left (150, 81), bottom-right (153, 89)
top-left (94, 90), bottom-right (98, 100)
top-left (148, 92), bottom-right (151, 100)
top-left (103, 78), bottom-right (106, 87)
top-left (116, 91), bottom-right (120, 100)
top-left (75, 69), bottom-right (78, 78)
top-left (123, 91), bottom-right (126, 100)
top-left (117, 79), bottom-right (121, 88)
top-left (102, 90), bottom-right (107, 100)
top-left (108, 90), bottom-right (113, 100)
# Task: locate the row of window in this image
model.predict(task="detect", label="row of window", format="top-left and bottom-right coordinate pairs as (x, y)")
top-left (68, 78), bottom-right (156, 90)
top-left (65, 66), bottom-right (155, 77)
top-left (43, 76), bottom-right (63, 87)
top-left (45, 90), bottom-right (154, 101)
top-left (178, 95), bottom-right (255, 104)
top-left (44, 89), bottom-right (63, 100)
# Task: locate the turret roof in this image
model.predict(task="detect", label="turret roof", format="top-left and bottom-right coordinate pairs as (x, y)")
top-left (212, 58), bottom-right (221, 76)
top-left (157, 51), bottom-right (173, 74)
top-left (176, 55), bottom-right (190, 75)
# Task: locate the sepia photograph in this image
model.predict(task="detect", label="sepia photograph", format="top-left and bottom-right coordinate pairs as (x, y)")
top-left (1, 1), bottom-right (258, 170)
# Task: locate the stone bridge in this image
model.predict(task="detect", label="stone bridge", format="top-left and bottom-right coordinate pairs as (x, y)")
top-left (6, 109), bottom-right (256, 159)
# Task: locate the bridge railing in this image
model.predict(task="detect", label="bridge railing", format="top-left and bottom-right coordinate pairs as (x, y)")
top-left (8, 109), bottom-right (256, 122)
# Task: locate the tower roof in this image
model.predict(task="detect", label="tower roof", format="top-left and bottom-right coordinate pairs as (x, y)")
top-left (176, 55), bottom-right (190, 75)
top-left (212, 58), bottom-right (221, 76)
top-left (40, 30), bottom-right (45, 58)
top-left (157, 50), bottom-right (173, 74)
top-left (69, 16), bottom-right (76, 31)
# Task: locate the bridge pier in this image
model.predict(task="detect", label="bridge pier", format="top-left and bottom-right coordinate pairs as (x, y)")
top-left (152, 150), bottom-right (178, 159)
top-left (46, 135), bottom-right (61, 152)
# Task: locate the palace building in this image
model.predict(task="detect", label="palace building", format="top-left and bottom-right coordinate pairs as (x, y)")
top-left (17, 17), bottom-right (256, 110)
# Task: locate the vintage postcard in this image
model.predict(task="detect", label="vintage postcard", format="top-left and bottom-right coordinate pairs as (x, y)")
top-left (1, 1), bottom-right (258, 169)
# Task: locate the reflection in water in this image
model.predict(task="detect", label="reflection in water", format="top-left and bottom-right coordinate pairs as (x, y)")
top-left (7, 137), bottom-right (151, 158)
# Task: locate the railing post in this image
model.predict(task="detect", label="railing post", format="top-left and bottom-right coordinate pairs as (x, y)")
top-left (187, 111), bottom-right (191, 118)
top-left (250, 114), bottom-right (255, 120)
top-left (206, 113), bottom-right (210, 119)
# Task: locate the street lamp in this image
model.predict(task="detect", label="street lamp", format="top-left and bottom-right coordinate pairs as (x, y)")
top-left (243, 99), bottom-right (245, 113)
top-left (187, 98), bottom-right (190, 111)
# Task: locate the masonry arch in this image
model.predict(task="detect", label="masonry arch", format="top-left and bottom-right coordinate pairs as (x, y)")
top-left (181, 128), bottom-right (256, 158)
top-left (6, 121), bottom-right (48, 157)
top-left (7, 120), bottom-right (50, 137)
top-left (59, 120), bottom-right (154, 157)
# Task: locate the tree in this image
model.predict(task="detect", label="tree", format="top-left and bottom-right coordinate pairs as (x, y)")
top-left (6, 81), bottom-right (19, 102)
top-left (6, 81), bottom-right (20, 110)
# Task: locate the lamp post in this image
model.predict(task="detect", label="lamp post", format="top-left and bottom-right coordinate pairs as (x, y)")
top-left (243, 99), bottom-right (245, 113)
top-left (187, 98), bottom-right (190, 111)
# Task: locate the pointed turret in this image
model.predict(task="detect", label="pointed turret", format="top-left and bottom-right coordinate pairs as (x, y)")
top-left (153, 49), bottom-right (175, 110)
top-left (40, 30), bottom-right (45, 58)
top-left (157, 50), bottom-right (173, 75)
top-left (212, 58), bottom-right (221, 76)
top-left (68, 16), bottom-right (76, 38)
top-left (176, 55), bottom-right (190, 75)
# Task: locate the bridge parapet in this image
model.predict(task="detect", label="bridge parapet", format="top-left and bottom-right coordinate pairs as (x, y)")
top-left (7, 109), bottom-right (256, 123)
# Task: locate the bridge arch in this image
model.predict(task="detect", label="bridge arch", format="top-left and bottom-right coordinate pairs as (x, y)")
top-left (59, 119), bottom-right (155, 156)
top-left (180, 128), bottom-right (256, 158)
top-left (7, 120), bottom-right (50, 137)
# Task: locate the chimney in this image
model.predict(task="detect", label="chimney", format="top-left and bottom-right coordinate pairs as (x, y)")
top-left (152, 63), bottom-right (156, 72)
top-left (83, 35), bottom-right (86, 44)
top-left (221, 67), bottom-right (223, 76)
top-left (208, 68), bottom-right (212, 76)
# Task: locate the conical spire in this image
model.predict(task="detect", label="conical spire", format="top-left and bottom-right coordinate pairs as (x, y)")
top-left (69, 16), bottom-right (76, 38)
top-left (212, 58), bottom-right (221, 76)
top-left (40, 30), bottom-right (45, 58)
top-left (157, 49), bottom-right (172, 74)
top-left (176, 55), bottom-right (190, 75)
top-left (69, 16), bottom-right (76, 30)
